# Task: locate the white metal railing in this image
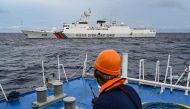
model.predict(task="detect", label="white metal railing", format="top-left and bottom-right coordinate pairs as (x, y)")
top-left (42, 60), bottom-right (46, 87)
top-left (175, 68), bottom-right (188, 86)
top-left (169, 66), bottom-right (173, 92)
top-left (41, 56), bottom-right (69, 85)
top-left (122, 53), bottom-right (190, 95)
top-left (139, 59), bottom-right (145, 80)
top-left (0, 84), bottom-right (8, 101)
top-left (41, 54), bottom-right (87, 85)
top-left (122, 53), bottom-right (128, 83)
top-left (155, 60), bottom-right (160, 83)
top-left (57, 55), bottom-right (68, 82)
top-left (164, 55), bottom-right (171, 85)
top-left (57, 55), bottom-right (61, 81)
top-left (185, 64), bottom-right (190, 95)
top-left (66, 52), bottom-right (88, 78)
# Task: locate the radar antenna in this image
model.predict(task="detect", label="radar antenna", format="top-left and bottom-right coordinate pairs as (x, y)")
top-left (79, 9), bottom-right (91, 23)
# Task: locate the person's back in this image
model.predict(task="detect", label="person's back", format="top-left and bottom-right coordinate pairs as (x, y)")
top-left (93, 84), bottom-right (142, 109)
top-left (93, 49), bottom-right (142, 109)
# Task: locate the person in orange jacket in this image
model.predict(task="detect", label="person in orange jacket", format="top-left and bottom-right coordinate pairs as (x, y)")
top-left (92, 49), bottom-right (142, 109)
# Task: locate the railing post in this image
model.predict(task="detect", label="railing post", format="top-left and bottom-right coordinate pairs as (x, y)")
top-left (42, 60), bottom-right (46, 87)
top-left (155, 61), bottom-right (160, 82)
top-left (57, 55), bottom-right (68, 82)
top-left (139, 59), bottom-right (144, 80)
top-left (0, 84), bottom-right (8, 101)
top-left (142, 60), bottom-right (144, 80)
top-left (139, 60), bottom-right (142, 80)
top-left (164, 55), bottom-right (170, 84)
top-left (155, 60), bottom-right (160, 87)
top-left (175, 68), bottom-right (187, 85)
top-left (157, 61), bottom-right (160, 83)
top-left (122, 53), bottom-right (128, 83)
top-left (169, 66), bottom-right (173, 92)
top-left (185, 63), bottom-right (190, 95)
top-left (160, 84), bottom-right (164, 94)
top-left (57, 55), bottom-right (61, 81)
top-left (61, 64), bottom-right (68, 82)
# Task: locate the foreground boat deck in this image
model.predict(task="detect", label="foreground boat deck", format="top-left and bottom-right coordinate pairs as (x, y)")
top-left (0, 77), bottom-right (190, 109)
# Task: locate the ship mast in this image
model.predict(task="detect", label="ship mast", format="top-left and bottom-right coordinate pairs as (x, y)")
top-left (80, 9), bottom-right (91, 23)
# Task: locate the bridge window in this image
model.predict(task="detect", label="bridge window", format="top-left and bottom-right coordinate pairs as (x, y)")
top-left (42, 34), bottom-right (47, 36)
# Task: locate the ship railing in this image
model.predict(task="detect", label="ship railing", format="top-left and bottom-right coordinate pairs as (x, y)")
top-left (29, 52), bottom-right (90, 92)
top-left (132, 28), bottom-right (155, 30)
top-left (40, 55), bottom-right (69, 85)
top-left (57, 53), bottom-right (88, 80)
top-left (58, 53), bottom-right (88, 81)
top-left (0, 84), bottom-right (8, 101)
top-left (122, 53), bottom-right (190, 95)
top-left (57, 55), bottom-right (68, 82)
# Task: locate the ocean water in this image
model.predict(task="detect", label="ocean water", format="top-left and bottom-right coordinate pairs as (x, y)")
top-left (0, 33), bottom-right (190, 95)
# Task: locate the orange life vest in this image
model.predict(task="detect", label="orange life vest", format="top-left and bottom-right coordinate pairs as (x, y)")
top-left (99, 77), bottom-right (126, 95)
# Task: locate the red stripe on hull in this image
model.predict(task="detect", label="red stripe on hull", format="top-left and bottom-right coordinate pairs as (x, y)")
top-left (62, 33), bottom-right (67, 38)
top-left (54, 32), bottom-right (68, 39)
top-left (54, 32), bottom-right (60, 38)
top-left (54, 32), bottom-right (64, 39)
top-left (58, 33), bottom-right (64, 38)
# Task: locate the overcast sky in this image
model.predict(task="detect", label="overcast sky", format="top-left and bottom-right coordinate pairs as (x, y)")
top-left (0, 0), bottom-right (190, 32)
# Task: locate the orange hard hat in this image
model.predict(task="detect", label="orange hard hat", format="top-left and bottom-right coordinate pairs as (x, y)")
top-left (94, 49), bottom-right (121, 76)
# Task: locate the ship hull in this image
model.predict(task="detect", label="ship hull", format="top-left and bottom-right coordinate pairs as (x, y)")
top-left (22, 30), bottom-right (55, 39)
top-left (22, 30), bottom-right (156, 39)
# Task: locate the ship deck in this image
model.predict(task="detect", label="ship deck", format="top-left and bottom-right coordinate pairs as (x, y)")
top-left (0, 77), bottom-right (190, 109)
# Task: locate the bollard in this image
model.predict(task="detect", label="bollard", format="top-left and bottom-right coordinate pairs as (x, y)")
top-left (47, 79), bottom-right (60, 89)
top-left (53, 81), bottom-right (63, 96)
top-left (33, 83), bottom-right (66, 108)
top-left (35, 87), bottom-right (47, 103)
top-left (63, 96), bottom-right (76, 109)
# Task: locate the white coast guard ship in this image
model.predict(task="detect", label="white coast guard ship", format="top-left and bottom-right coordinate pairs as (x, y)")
top-left (22, 9), bottom-right (156, 38)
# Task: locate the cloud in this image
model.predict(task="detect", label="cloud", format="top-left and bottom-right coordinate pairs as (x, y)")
top-left (185, 24), bottom-right (190, 28)
top-left (0, 8), bottom-right (8, 13)
top-left (150, 0), bottom-right (185, 9)
top-left (0, 25), bottom-right (21, 29)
